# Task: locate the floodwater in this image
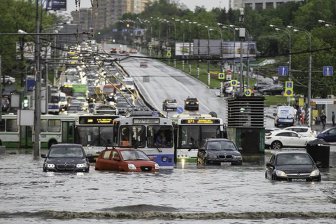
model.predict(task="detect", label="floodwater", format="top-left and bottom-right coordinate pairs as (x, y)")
top-left (0, 148), bottom-right (335, 224)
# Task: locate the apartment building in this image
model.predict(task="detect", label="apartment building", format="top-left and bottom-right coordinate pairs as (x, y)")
top-left (231, 0), bottom-right (304, 10)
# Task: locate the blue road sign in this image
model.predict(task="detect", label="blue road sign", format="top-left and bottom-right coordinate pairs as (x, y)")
top-left (278, 66), bottom-right (288, 76)
top-left (323, 66), bottom-right (333, 76)
top-left (176, 106), bottom-right (184, 114)
top-left (152, 111), bottom-right (159, 117)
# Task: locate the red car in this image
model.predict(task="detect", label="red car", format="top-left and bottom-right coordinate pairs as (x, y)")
top-left (95, 148), bottom-right (160, 172)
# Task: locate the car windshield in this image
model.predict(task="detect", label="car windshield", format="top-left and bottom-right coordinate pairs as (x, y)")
top-left (120, 150), bottom-right (150, 161)
top-left (48, 146), bottom-right (84, 158)
top-left (207, 141), bottom-right (237, 151)
top-left (276, 154), bottom-right (313, 165)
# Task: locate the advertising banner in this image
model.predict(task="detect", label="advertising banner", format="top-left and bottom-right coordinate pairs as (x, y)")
top-left (175, 42), bottom-right (193, 56)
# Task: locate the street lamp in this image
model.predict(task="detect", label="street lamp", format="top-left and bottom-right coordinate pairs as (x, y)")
top-left (205, 26), bottom-right (213, 86)
top-left (289, 26), bottom-right (313, 127)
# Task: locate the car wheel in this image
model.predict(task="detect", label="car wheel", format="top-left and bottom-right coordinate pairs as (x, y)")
top-left (271, 141), bottom-right (282, 150)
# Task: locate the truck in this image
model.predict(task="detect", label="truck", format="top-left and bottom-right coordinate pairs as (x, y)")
top-left (274, 106), bottom-right (295, 127)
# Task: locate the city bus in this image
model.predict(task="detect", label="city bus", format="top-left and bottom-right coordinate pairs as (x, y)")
top-left (74, 114), bottom-right (119, 161)
top-left (0, 114), bottom-right (77, 149)
top-left (171, 113), bottom-right (226, 163)
top-left (113, 110), bottom-right (175, 169)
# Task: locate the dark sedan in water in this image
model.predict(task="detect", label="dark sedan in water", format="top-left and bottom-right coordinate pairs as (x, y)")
top-left (265, 151), bottom-right (321, 181)
top-left (41, 144), bottom-right (90, 172)
top-left (197, 138), bottom-right (243, 165)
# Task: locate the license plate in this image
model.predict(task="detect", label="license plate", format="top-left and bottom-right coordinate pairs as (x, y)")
top-left (221, 162), bottom-right (231, 166)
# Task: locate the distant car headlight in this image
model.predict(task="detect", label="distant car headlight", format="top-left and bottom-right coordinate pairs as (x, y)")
top-left (310, 169), bottom-right (320, 177)
top-left (154, 163), bottom-right (160, 170)
top-left (128, 164), bottom-right (137, 170)
top-left (46, 163), bottom-right (55, 168)
top-left (275, 170), bottom-right (287, 177)
top-left (76, 163), bottom-right (88, 168)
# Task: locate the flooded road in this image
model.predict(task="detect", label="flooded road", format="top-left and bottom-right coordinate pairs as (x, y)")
top-left (0, 148), bottom-right (335, 224)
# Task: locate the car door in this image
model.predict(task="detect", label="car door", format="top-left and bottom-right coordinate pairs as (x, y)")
top-left (110, 150), bottom-right (121, 171)
top-left (290, 132), bottom-right (306, 147)
top-left (265, 155), bottom-right (275, 179)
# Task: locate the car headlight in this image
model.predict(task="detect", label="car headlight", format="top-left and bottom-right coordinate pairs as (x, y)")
top-left (275, 170), bottom-right (287, 177)
top-left (128, 164), bottom-right (137, 170)
top-left (46, 163), bottom-right (55, 168)
top-left (310, 169), bottom-right (320, 177)
top-left (154, 163), bottom-right (160, 170)
top-left (233, 155), bottom-right (242, 159)
top-left (207, 154), bottom-right (216, 159)
top-left (76, 163), bottom-right (88, 168)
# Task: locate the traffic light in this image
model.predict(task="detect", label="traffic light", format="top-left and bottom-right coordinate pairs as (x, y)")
top-left (23, 97), bottom-right (29, 109)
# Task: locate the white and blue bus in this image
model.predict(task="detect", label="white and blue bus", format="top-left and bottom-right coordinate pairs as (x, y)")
top-left (113, 111), bottom-right (174, 169)
top-left (172, 113), bottom-right (226, 163)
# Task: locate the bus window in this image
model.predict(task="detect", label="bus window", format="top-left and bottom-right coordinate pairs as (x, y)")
top-left (179, 126), bottom-right (200, 148)
top-left (41, 120), bottom-right (48, 132)
top-left (0, 120), bottom-right (5, 131)
top-left (48, 119), bottom-right (61, 132)
top-left (100, 127), bottom-right (114, 147)
top-left (148, 126), bottom-right (173, 148)
top-left (6, 119), bottom-right (18, 132)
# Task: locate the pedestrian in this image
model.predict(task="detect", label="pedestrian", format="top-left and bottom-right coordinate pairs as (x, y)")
top-left (332, 111), bottom-right (335, 126)
top-left (320, 112), bottom-right (327, 130)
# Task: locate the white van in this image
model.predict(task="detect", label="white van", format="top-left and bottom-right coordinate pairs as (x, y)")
top-left (274, 106), bottom-right (295, 127)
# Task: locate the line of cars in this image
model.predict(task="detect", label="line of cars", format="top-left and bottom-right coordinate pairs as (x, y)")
top-left (162, 97), bottom-right (199, 112)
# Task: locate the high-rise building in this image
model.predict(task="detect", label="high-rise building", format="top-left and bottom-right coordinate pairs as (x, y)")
top-left (231, 0), bottom-right (304, 10)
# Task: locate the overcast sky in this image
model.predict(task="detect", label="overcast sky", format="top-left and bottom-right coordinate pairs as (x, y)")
top-left (66, 0), bottom-right (229, 12)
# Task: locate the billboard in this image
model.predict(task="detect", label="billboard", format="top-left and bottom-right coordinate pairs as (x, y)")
top-left (175, 42), bottom-right (193, 56)
top-left (193, 39), bottom-right (257, 58)
top-left (46, 0), bottom-right (67, 11)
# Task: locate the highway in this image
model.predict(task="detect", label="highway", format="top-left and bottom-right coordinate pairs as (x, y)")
top-left (118, 55), bottom-right (228, 120)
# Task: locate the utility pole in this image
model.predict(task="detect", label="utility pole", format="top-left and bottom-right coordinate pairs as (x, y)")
top-left (34, 0), bottom-right (41, 159)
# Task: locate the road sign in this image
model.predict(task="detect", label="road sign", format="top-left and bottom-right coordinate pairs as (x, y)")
top-left (284, 89), bottom-right (293, 97)
top-left (278, 66), bottom-right (288, 76)
top-left (167, 50), bottom-right (172, 58)
top-left (176, 106), bottom-right (184, 114)
top-left (323, 66), bottom-right (333, 76)
top-left (218, 73), bottom-right (225, 80)
top-left (285, 81), bottom-right (293, 88)
top-left (231, 80), bottom-right (239, 86)
top-left (244, 89), bottom-right (252, 96)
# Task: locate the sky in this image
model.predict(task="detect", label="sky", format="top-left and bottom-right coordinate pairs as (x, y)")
top-left (66, 0), bottom-right (229, 12)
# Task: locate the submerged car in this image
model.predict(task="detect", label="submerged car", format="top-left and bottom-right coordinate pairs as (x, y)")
top-left (184, 97), bottom-right (199, 111)
top-left (95, 148), bottom-right (160, 172)
top-left (41, 144), bottom-right (90, 172)
top-left (197, 138), bottom-right (243, 165)
top-left (265, 151), bottom-right (321, 181)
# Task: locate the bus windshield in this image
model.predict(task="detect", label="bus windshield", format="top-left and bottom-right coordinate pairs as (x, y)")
top-left (76, 126), bottom-right (114, 147)
top-left (178, 125), bottom-right (221, 148)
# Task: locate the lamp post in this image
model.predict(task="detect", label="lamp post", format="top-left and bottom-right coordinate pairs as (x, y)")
top-left (205, 26), bottom-right (213, 86)
top-left (289, 26), bottom-right (313, 127)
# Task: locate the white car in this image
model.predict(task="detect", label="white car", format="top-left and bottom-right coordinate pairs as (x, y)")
top-left (265, 130), bottom-right (316, 150)
top-left (283, 126), bottom-right (316, 137)
top-left (4, 75), bottom-right (15, 84)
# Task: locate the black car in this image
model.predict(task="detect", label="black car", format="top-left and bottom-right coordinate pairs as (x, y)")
top-left (316, 127), bottom-right (336, 142)
top-left (197, 138), bottom-right (243, 165)
top-left (41, 144), bottom-right (90, 172)
top-left (265, 151), bottom-right (321, 181)
top-left (184, 97), bottom-right (199, 111)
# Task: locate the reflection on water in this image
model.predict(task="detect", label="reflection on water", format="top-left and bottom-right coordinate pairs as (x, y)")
top-left (0, 148), bottom-right (335, 223)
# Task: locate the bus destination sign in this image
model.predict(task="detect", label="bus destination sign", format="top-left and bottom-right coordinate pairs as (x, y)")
top-left (133, 118), bottom-right (160, 124)
top-left (181, 119), bottom-right (220, 124)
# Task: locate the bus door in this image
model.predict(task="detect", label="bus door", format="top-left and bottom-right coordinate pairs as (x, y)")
top-left (62, 121), bottom-right (75, 143)
top-left (20, 126), bottom-right (33, 148)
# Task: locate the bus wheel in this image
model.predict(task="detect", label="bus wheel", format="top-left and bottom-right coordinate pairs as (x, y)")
top-left (48, 140), bottom-right (58, 149)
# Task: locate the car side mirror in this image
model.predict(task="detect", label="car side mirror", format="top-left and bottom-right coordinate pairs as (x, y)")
top-left (266, 162), bottom-right (274, 168)
top-left (41, 154), bottom-right (46, 158)
top-left (113, 157), bottom-right (121, 161)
